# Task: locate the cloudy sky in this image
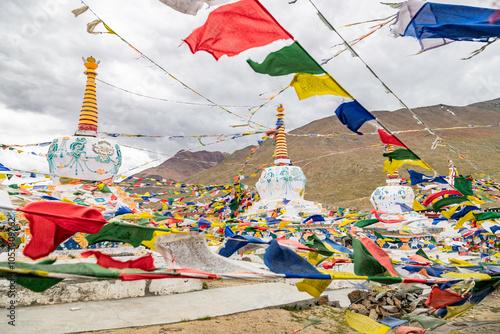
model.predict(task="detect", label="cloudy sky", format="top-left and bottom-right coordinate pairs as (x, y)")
top-left (1, 0), bottom-right (500, 178)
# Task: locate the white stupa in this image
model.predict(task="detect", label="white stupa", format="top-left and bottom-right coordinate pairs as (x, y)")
top-left (370, 145), bottom-right (415, 213)
top-left (244, 105), bottom-right (325, 218)
top-left (47, 57), bottom-right (122, 182)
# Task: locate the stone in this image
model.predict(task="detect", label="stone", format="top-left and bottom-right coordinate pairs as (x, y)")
top-left (350, 303), bottom-right (369, 316)
top-left (317, 296), bottom-right (328, 306)
top-left (362, 299), bottom-right (372, 309)
top-left (382, 305), bottom-right (399, 313)
top-left (348, 290), bottom-right (362, 303)
top-left (369, 308), bottom-right (379, 320)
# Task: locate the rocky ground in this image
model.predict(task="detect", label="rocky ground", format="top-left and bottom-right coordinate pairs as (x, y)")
top-left (80, 282), bottom-right (500, 334)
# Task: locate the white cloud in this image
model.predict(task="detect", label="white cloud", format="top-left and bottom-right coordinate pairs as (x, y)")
top-left (1, 0), bottom-right (499, 176)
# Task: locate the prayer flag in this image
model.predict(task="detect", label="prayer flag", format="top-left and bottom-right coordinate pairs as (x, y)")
top-left (290, 73), bottom-right (353, 100)
top-left (377, 129), bottom-right (407, 148)
top-left (360, 237), bottom-right (399, 277)
top-left (304, 234), bottom-right (334, 257)
top-left (391, 1), bottom-right (500, 54)
top-left (383, 148), bottom-right (432, 175)
top-left (454, 176), bottom-right (474, 196)
top-left (351, 237), bottom-right (388, 276)
top-left (264, 239), bottom-right (321, 275)
top-left (407, 169), bottom-right (447, 185)
top-left (334, 100), bottom-right (376, 135)
top-left (296, 269), bottom-right (333, 298)
top-left (81, 251), bottom-right (156, 271)
top-left (425, 286), bottom-right (468, 309)
top-left (86, 222), bottom-right (168, 247)
top-left (247, 41), bottom-right (323, 76)
top-left (20, 202), bottom-right (108, 260)
top-left (184, 0), bottom-right (293, 60)
top-left (158, 0), bottom-right (231, 16)
top-left (345, 310), bottom-right (391, 334)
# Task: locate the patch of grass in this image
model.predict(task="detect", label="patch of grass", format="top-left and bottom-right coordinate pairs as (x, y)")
top-left (490, 306), bottom-right (500, 313)
top-left (202, 282), bottom-right (209, 290)
top-left (283, 305), bottom-right (303, 312)
top-left (196, 316), bottom-right (212, 321)
top-left (179, 318), bottom-right (191, 323)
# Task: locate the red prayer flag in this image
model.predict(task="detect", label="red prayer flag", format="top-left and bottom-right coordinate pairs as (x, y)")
top-left (377, 129), bottom-right (408, 148)
top-left (183, 0), bottom-right (293, 60)
top-left (360, 237), bottom-right (400, 277)
top-left (81, 251), bottom-right (156, 271)
top-left (425, 286), bottom-right (469, 309)
top-left (20, 202), bottom-right (108, 260)
top-left (422, 190), bottom-right (462, 206)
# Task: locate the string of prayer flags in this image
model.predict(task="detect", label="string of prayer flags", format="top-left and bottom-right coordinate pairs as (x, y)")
top-left (20, 202), bottom-right (108, 260)
top-left (334, 100), bottom-right (376, 135)
top-left (382, 148), bottom-right (432, 175)
top-left (247, 41), bottom-right (324, 76)
top-left (290, 73), bottom-right (353, 100)
top-left (183, 0), bottom-right (293, 60)
top-left (391, 1), bottom-right (500, 53)
top-left (158, 0), bottom-right (231, 16)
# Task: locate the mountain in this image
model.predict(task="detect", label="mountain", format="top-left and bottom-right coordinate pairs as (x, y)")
top-left (186, 97), bottom-right (500, 211)
top-left (134, 150), bottom-right (229, 182)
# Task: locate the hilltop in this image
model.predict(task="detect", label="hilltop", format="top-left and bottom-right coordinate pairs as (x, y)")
top-left (185, 97), bottom-right (500, 210)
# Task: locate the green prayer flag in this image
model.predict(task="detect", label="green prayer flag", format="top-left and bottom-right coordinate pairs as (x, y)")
top-left (432, 196), bottom-right (468, 212)
top-left (304, 234), bottom-right (334, 257)
top-left (247, 41), bottom-right (324, 76)
top-left (99, 184), bottom-right (112, 193)
top-left (352, 237), bottom-right (388, 276)
top-left (355, 218), bottom-right (379, 227)
top-left (454, 176), bottom-right (474, 196)
top-left (474, 211), bottom-right (500, 221)
top-left (86, 222), bottom-right (168, 247)
top-left (401, 315), bottom-right (447, 330)
top-left (383, 148), bottom-right (421, 161)
top-left (374, 231), bottom-right (401, 244)
top-left (0, 261), bottom-right (120, 292)
top-left (368, 276), bottom-right (403, 284)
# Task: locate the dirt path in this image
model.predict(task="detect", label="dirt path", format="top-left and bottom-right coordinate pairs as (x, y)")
top-left (80, 288), bottom-right (500, 334)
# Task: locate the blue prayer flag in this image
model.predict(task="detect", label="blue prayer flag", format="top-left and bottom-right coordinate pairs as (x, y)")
top-left (334, 100), bottom-right (375, 135)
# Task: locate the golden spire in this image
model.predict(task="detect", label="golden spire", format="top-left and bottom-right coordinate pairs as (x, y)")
top-left (274, 104), bottom-right (290, 165)
top-left (76, 56), bottom-right (99, 136)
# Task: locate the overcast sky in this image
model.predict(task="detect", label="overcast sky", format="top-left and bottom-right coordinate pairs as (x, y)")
top-left (1, 0), bottom-right (500, 177)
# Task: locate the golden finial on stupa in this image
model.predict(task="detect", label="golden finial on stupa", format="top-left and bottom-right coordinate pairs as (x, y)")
top-left (75, 56), bottom-right (99, 136)
top-left (274, 104), bottom-right (290, 165)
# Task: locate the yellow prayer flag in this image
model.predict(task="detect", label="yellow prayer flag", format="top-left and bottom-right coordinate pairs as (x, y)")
top-left (383, 159), bottom-right (432, 175)
top-left (345, 310), bottom-right (391, 334)
top-left (442, 203), bottom-right (469, 219)
top-left (443, 303), bottom-right (476, 320)
top-left (296, 269), bottom-right (333, 298)
top-left (306, 251), bottom-right (323, 266)
top-left (455, 211), bottom-right (476, 229)
top-left (413, 199), bottom-right (426, 211)
top-left (279, 221), bottom-right (292, 230)
top-left (443, 272), bottom-right (491, 281)
top-left (141, 231), bottom-right (171, 250)
top-left (290, 73), bottom-right (353, 100)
